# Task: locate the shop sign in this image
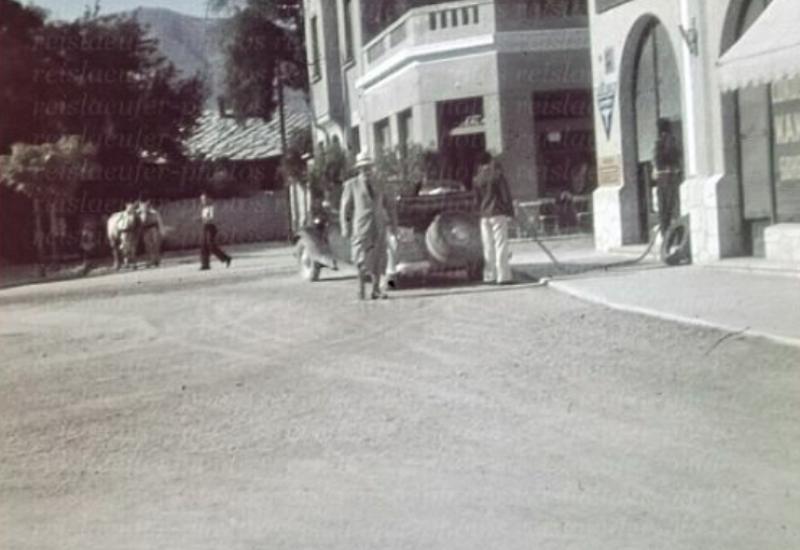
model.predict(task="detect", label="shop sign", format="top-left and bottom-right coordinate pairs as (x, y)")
top-left (772, 77), bottom-right (800, 186)
top-left (597, 81), bottom-right (616, 140)
top-left (598, 155), bottom-right (622, 186)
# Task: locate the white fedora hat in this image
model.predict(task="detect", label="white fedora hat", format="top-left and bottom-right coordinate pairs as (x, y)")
top-left (354, 152), bottom-right (374, 169)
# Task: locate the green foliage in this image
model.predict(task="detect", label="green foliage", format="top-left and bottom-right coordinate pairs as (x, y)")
top-left (0, 136), bottom-right (97, 201)
top-left (38, 12), bottom-right (205, 165)
top-left (374, 144), bottom-right (442, 196)
top-left (279, 126), bottom-right (312, 183)
top-left (308, 140), bottom-right (350, 197)
top-left (1, 0), bottom-right (204, 166)
top-left (0, 0), bottom-right (47, 152)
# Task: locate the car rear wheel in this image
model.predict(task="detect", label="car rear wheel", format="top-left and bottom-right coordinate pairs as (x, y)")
top-left (425, 212), bottom-right (482, 265)
top-left (298, 243), bottom-right (321, 281)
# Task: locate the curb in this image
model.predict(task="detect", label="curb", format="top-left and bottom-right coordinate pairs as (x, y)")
top-left (548, 280), bottom-right (800, 350)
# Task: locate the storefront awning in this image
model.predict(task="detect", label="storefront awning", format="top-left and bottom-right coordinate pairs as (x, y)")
top-left (449, 114), bottom-right (485, 137)
top-left (717, 0), bottom-right (800, 92)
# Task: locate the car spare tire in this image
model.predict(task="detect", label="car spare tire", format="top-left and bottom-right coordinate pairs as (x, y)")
top-left (425, 212), bottom-right (482, 264)
top-left (660, 220), bottom-right (691, 266)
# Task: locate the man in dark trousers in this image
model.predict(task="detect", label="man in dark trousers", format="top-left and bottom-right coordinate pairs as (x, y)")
top-left (474, 151), bottom-right (515, 284)
top-left (652, 118), bottom-right (683, 236)
top-left (340, 152), bottom-right (397, 300)
top-left (199, 192), bottom-right (232, 270)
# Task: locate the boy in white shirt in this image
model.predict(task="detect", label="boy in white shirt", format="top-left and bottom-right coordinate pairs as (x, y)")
top-left (200, 192), bottom-right (232, 270)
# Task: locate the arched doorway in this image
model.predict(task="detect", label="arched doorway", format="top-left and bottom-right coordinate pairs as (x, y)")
top-left (619, 17), bottom-right (683, 243)
top-left (721, 0), bottom-right (774, 256)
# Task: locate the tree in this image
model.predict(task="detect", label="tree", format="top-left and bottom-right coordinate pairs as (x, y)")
top-left (308, 139), bottom-right (350, 199)
top-left (0, 136), bottom-right (96, 272)
top-left (209, 0), bottom-right (307, 121)
top-left (279, 125), bottom-right (313, 184)
top-left (0, 0), bottom-right (49, 153)
top-left (37, 12), bottom-right (205, 168)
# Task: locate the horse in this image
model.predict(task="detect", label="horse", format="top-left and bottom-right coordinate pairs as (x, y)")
top-left (135, 201), bottom-right (164, 268)
top-left (106, 203), bottom-right (140, 270)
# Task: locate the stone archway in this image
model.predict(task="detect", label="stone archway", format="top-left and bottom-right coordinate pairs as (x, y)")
top-left (618, 14), bottom-right (683, 244)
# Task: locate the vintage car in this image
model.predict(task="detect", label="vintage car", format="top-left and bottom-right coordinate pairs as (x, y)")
top-left (294, 181), bottom-right (484, 286)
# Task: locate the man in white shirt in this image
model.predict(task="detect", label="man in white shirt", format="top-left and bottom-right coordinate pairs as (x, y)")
top-left (200, 192), bottom-right (232, 270)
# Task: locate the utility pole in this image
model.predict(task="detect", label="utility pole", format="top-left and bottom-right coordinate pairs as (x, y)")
top-left (277, 64), bottom-right (293, 238)
top-left (278, 65), bottom-right (288, 155)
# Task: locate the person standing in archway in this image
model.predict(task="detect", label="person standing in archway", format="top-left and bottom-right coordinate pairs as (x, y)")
top-left (652, 118), bottom-right (683, 236)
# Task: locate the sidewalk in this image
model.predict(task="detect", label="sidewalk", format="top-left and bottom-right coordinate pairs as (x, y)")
top-left (510, 238), bottom-right (800, 348)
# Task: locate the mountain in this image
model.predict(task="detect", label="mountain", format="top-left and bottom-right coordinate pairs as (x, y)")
top-left (129, 7), bottom-right (227, 105)
top-left (126, 7), bottom-right (307, 113)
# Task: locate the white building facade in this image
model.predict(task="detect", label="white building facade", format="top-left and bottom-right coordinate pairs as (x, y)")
top-left (304, 0), bottom-right (595, 201)
top-left (588, 0), bottom-right (800, 264)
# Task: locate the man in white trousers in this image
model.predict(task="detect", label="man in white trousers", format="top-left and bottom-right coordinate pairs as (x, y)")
top-left (474, 151), bottom-right (514, 284)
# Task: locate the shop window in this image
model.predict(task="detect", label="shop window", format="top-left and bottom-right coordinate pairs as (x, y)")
top-left (374, 118), bottom-right (391, 153)
top-left (398, 109), bottom-right (413, 157)
top-left (343, 0), bottom-right (354, 62)
top-left (350, 125), bottom-right (361, 155)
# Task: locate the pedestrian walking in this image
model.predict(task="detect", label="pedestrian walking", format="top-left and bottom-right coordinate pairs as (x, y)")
top-left (652, 118), bottom-right (683, 236)
top-left (199, 192), bottom-right (232, 271)
top-left (474, 151), bottom-right (514, 284)
top-left (340, 152), bottom-right (397, 300)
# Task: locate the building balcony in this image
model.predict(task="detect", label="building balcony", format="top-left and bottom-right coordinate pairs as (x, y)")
top-left (363, 1), bottom-right (494, 67)
top-left (358, 0), bottom-right (589, 90)
top-left (362, 0), bottom-right (588, 67)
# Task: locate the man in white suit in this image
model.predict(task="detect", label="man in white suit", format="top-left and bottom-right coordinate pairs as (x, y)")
top-left (340, 153), bottom-right (397, 300)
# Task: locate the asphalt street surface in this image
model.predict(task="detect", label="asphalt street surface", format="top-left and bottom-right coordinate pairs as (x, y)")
top-left (1, 248), bottom-right (798, 550)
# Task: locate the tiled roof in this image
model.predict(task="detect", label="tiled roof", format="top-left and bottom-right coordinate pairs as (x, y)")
top-left (185, 108), bottom-right (310, 161)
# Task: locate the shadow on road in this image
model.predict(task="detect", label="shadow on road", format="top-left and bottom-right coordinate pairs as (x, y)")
top-left (389, 278), bottom-right (549, 300)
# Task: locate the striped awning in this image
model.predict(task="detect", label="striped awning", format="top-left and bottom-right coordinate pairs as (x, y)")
top-left (718, 0), bottom-right (800, 91)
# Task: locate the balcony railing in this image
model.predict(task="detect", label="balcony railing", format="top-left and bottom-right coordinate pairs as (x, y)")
top-left (364, 0), bottom-right (494, 67)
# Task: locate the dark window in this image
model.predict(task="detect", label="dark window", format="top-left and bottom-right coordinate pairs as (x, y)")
top-left (398, 109), bottom-right (413, 157)
top-left (429, 12), bottom-right (437, 30)
top-left (440, 11), bottom-right (448, 28)
top-left (451, 9), bottom-right (458, 26)
top-left (462, 7), bottom-right (470, 25)
top-left (343, 0), bottom-right (354, 62)
top-left (310, 15), bottom-right (321, 80)
top-left (473, 5), bottom-right (479, 23)
top-left (350, 126), bottom-right (361, 154)
top-left (374, 119), bottom-right (391, 152)
top-left (525, 0), bottom-right (587, 18)
top-left (567, 0), bottom-right (588, 15)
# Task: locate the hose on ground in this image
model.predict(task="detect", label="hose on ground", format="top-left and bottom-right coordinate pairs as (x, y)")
top-left (518, 218), bottom-right (660, 276)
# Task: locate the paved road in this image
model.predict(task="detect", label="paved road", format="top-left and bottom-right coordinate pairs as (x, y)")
top-left (1, 253), bottom-right (798, 550)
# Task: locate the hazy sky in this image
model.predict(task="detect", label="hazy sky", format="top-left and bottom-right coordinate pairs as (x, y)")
top-left (28, 0), bottom-right (219, 21)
